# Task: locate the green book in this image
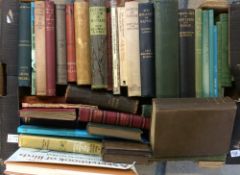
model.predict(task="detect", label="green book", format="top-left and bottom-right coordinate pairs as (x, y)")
top-left (195, 9), bottom-right (203, 97)
top-left (217, 21), bottom-right (224, 96)
top-left (153, 0), bottom-right (179, 98)
top-left (202, 10), bottom-right (210, 97)
top-left (141, 105), bottom-right (152, 117)
top-left (208, 9), bottom-right (214, 97)
top-left (31, 2), bottom-right (36, 95)
top-left (220, 14), bottom-right (232, 87)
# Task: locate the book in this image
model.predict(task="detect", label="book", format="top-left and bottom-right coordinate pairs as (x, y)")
top-left (18, 3), bottom-right (31, 87)
top-left (103, 140), bottom-right (152, 164)
top-left (195, 9), bottom-right (203, 98)
top-left (179, 9), bottom-right (195, 97)
top-left (78, 107), bottom-right (150, 129)
top-left (125, 1), bottom-right (141, 96)
top-left (17, 125), bottom-right (101, 140)
top-left (213, 25), bottom-right (218, 97)
top-left (4, 148), bottom-right (136, 175)
top-left (0, 63), bottom-right (6, 96)
top-left (31, 2), bottom-right (36, 95)
top-left (66, 3), bottom-right (77, 82)
top-left (56, 4), bottom-right (67, 85)
top-left (151, 97), bottom-right (237, 158)
top-left (65, 85), bottom-right (139, 114)
top-left (217, 21), bottom-right (223, 96)
top-left (45, 0), bottom-right (56, 96)
top-left (139, 2), bottom-right (155, 97)
top-left (19, 108), bottom-right (77, 121)
top-left (208, 9), bottom-right (214, 97)
top-left (18, 135), bottom-right (102, 156)
top-left (74, 0), bottom-right (91, 85)
top-left (35, 1), bottom-right (47, 96)
top-left (153, 0), bottom-right (179, 98)
top-left (89, 0), bottom-right (108, 89)
top-left (22, 95), bottom-right (66, 104)
top-left (87, 123), bottom-right (143, 142)
top-left (141, 104), bottom-right (152, 117)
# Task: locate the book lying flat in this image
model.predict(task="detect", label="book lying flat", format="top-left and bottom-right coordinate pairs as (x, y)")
top-left (4, 148), bottom-right (137, 175)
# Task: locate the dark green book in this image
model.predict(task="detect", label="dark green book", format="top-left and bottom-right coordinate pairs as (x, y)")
top-left (141, 104), bottom-right (152, 117)
top-left (89, 0), bottom-right (108, 89)
top-left (153, 0), bottom-right (179, 98)
top-left (18, 3), bottom-right (31, 87)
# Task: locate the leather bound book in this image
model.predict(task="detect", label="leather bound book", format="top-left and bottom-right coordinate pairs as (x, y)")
top-left (179, 9), bottom-right (195, 97)
top-left (89, 0), bottom-right (108, 89)
top-left (151, 97), bottom-right (237, 158)
top-left (74, 0), bottom-right (91, 85)
top-left (139, 2), bottom-right (155, 97)
top-left (125, 1), bottom-right (141, 97)
top-left (230, 2), bottom-right (240, 90)
top-left (56, 4), bottom-right (67, 85)
top-left (66, 4), bottom-right (76, 82)
top-left (105, 0), bottom-right (113, 91)
top-left (18, 3), bottom-right (31, 87)
top-left (45, 1), bottom-right (56, 96)
top-left (35, 1), bottom-right (47, 96)
top-left (65, 85), bottom-right (139, 114)
top-left (153, 0), bottom-right (179, 98)
top-left (78, 108), bottom-right (150, 130)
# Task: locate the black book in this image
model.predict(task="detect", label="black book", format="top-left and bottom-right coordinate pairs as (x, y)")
top-left (179, 9), bottom-right (195, 97)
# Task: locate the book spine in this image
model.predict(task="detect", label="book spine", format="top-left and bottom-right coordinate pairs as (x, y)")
top-left (139, 3), bottom-right (155, 97)
top-left (141, 104), bottom-right (152, 117)
top-left (45, 1), bottom-right (56, 96)
top-left (202, 10), bottom-right (210, 97)
top-left (89, 0), bottom-right (108, 89)
top-left (106, 0), bottom-right (113, 91)
top-left (31, 2), bottom-right (36, 95)
top-left (74, 1), bottom-right (91, 85)
top-left (195, 9), bottom-right (203, 98)
top-left (217, 21), bottom-right (223, 96)
top-left (153, 0), bottom-right (179, 98)
top-left (221, 14), bottom-right (231, 87)
top-left (208, 9), bottom-right (214, 97)
top-left (35, 1), bottom-right (47, 96)
top-left (125, 1), bottom-right (141, 96)
top-left (230, 3), bottom-right (240, 90)
top-left (213, 25), bottom-right (218, 97)
top-left (111, 1), bottom-right (121, 94)
top-left (66, 4), bottom-right (77, 82)
top-left (65, 85), bottom-right (139, 114)
top-left (78, 108), bottom-right (150, 129)
top-left (19, 135), bottom-right (102, 156)
top-left (0, 64), bottom-right (5, 96)
top-left (179, 9), bottom-right (195, 97)
top-left (18, 3), bottom-right (31, 87)
top-left (117, 7), bottom-right (127, 86)
top-left (56, 4), bottom-right (67, 85)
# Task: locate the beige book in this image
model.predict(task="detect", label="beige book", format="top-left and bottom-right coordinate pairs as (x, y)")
top-left (74, 1), bottom-right (91, 85)
top-left (118, 7), bottom-right (128, 87)
top-left (125, 1), bottom-right (141, 97)
top-left (35, 1), bottom-right (46, 96)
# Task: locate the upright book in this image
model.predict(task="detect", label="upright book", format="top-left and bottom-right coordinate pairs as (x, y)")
top-left (31, 2), bottom-right (36, 95)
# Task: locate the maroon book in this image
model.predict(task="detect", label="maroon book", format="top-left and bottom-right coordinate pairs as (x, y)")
top-left (45, 1), bottom-right (56, 96)
top-left (78, 108), bottom-right (150, 130)
top-left (66, 4), bottom-right (77, 82)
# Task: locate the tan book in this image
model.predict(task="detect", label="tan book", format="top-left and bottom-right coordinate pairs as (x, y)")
top-left (35, 1), bottom-right (47, 96)
top-left (118, 7), bottom-right (127, 87)
top-left (125, 1), bottom-right (141, 96)
top-left (19, 135), bottom-right (102, 156)
top-left (22, 102), bottom-right (97, 109)
top-left (74, 1), bottom-right (91, 85)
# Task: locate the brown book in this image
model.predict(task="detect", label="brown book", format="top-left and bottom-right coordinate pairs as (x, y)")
top-left (87, 123), bottom-right (143, 141)
top-left (22, 103), bottom-right (97, 109)
top-left (65, 84), bottom-right (139, 114)
top-left (45, 1), bottom-right (56, 96)
top-left (74, 0), bottom-right (91, 85)
top-left (103, 140), bottom-right (152, 164)
top-left (66, 4), bottom-right (77, 82)
top-left (56, 4), bottom-right (67, 85)
top-left (35, 1), bottom-right (47, 96)
top-left (151, 97), bottom-right (237, 158)
top-left (0, 63), bottom-right (6, 96)
top-left (89, 0), bottom-right (108, 89)
top-left (22, 96), bottom-right (66, 104)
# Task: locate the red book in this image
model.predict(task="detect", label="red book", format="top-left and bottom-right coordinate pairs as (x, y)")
top-left (45, 1), bottom-right (56, 96)
top-left (78, 108), bottom-right (150, 130)
top-left (66, 4), bottom-right (77, 82)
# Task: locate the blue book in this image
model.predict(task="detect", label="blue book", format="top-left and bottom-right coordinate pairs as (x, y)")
top-left (208, 9), bottom-right (214, 97)
top-left (17, 125), bottom-right (102, 140)
top-left (31, 2), bottom-right (36, 95)
top-left (213, 25), bottom-right (218, 97)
